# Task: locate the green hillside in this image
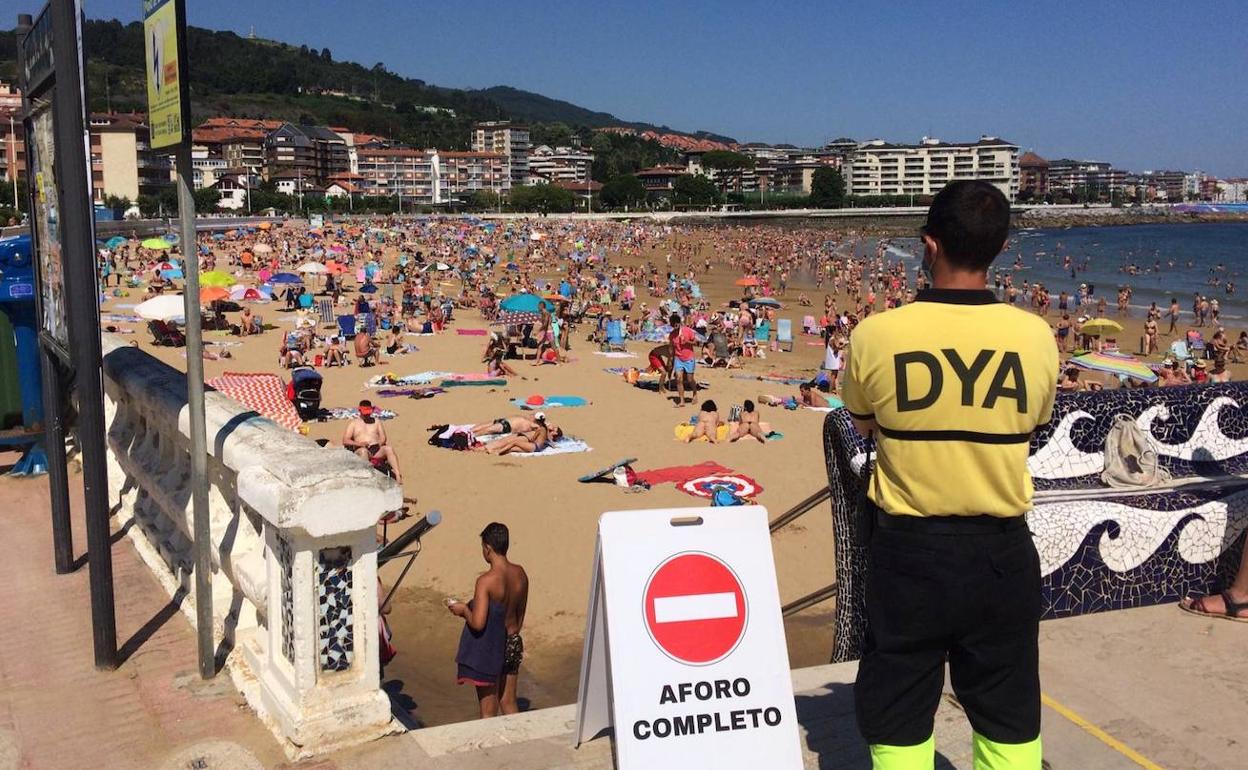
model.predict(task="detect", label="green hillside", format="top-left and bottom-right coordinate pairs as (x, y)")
top-left (0, 18), bottom-right (734, 151)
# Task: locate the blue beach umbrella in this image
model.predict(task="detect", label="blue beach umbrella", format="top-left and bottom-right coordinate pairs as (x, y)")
top-left (269, 272), bottom-right (303, 284)
top-left (359, 282), bottom-right (379, 294)
top-left (500, 293), bottom-right (554, 313)
top-left (161, 268), bottom-right (184, 280)
top-left (104, 236), bottom-right (127, 248)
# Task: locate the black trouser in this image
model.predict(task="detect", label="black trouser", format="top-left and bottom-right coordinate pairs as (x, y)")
top-left (855, 507), bottom-right (1042, 750)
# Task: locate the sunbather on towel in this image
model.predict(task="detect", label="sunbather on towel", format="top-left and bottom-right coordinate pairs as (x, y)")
top-left (686, 400), bottom-right (721, 444)
top-left (730, 400), bottom-right (767, 444)
top-left (468, 413), bottom-right (555, 438)
top-left (343, 400), bottom-right (402, 482)
top-left (477, 415), bottom-right (564, 455)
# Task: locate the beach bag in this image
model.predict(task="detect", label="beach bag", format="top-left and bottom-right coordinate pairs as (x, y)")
top-left (1101, 414), bottom-right (1170, 489)
top-left (711, 487), bottom-right (746, 507)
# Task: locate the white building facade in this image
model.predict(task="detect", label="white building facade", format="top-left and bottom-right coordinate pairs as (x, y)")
top-left (847, 136), bottom-right (1019, 200)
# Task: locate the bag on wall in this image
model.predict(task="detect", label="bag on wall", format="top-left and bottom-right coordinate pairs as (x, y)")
top-left (1101, 413), bottom-right (1171, 489)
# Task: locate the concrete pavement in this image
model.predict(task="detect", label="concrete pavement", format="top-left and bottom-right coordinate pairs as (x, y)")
top-left (0, 468), bottom-right (1242, 768)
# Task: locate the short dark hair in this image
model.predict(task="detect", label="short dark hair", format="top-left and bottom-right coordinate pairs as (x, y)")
top-left (924, 180), bottom-right (1010, 271)
top-left (701, 399), bottom-right (717, 413)
top-left (480, 522), bottom-right (509, 555)
top-left (670, 312), bottom-right (681, 326)
top-left (359, 399), bottom-right (373, 407)
top-left (743, 399), bottom-right (755, 412)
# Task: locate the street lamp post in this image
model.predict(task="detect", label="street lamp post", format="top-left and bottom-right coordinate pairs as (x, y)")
top-left (7, 114), bottom-right (17, 213)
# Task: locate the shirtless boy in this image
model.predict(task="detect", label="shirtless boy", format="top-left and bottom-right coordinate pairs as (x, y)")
top-left (342, 400), bottom-right (402, 482)
top-left (447, 523), bottom-right (529, 717)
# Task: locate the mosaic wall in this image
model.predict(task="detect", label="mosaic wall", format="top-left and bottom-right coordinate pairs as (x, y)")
top-left (317, 547), bottom-right (354, 672)
top-left (277, 533), bottom-right (295, 665)
top-left (823, 381), bottom-right (1248, 663)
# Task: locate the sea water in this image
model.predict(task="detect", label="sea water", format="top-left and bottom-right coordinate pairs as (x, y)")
top-left (885, 223), bottom-right (1248, 320)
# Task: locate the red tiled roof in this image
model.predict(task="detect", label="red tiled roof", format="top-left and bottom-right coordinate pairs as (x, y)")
top-left (554, 180), bottom-right (603, 192)
top-left (1019, 151), bottom-right (1049, 168)
top-left (198, 117), bottom-right (284, 131)
top-left (440, 151), bottom-right (507, 159)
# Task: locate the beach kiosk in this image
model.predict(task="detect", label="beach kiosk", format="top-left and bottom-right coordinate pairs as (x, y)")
top-left (0, 234), bottom-right (47, 475)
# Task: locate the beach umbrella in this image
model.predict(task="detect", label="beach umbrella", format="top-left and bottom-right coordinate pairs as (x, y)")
top-left (1070, 351), bottom-right (1158, 383)
top-left (256, 221), bottom-right (272, 230)
top-left (749, 297), bottom-right (782, 309)
top-left (325, 261), bottom-right (347, 275)
top-left (162, 233), bottom-right (179, 243)
top-left (297, 261), bottom-right (328, 274)
top-left (269, 272), bottom-right (303, 284)
top-left (1081, 318), bottom-right (1124, 337)
top-left (142, 237), bottom-right (173, 250)
top-left (359, 282), bottom-right (379, 294)
top-left (328, 244), bottom-right (347, 253)
top-left (160, 268), bottom-right (184, 280)
top-left (230, 286), bottom-right (270, 302)
top-left (493, 310), bottom-right (543, 326)
top-left (104, 236), bottom-right (127, 249)
top-left (135, 295), bottom-right (187, 322)
top-left (212, 232), bottom-right (226, 240)
top-left (252, 243), bottom-right (273, 254)
top-left (735, 276), bottom-right (760, 287)
top-left (500, 293), bottom-right (553, 313)
top-left (199, 270), bottom-right (235, 288)
top-left (200, 286), bottom-right (230, 302)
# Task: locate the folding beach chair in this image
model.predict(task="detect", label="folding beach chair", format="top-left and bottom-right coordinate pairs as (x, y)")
top-left (1168, 340), bottom-right (1191, 362)
top-left (318, 299), bottom-right (333, 326)
top-left (754, 321), bottom-right (771, 346)
top-left (337, 314), bottom-right (357, 340)
top-left (603, 319), bottom-right (627, 351)
top-left (802, 315), bottom-right (818, 335)
top-left (1187, 330), bottom-right (1208, 360)
top-left (777, 319), bottom-right (794, 352)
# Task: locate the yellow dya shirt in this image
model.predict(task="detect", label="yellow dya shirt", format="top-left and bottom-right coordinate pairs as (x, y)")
top-left (841, 288), bottom-right (1058, 517)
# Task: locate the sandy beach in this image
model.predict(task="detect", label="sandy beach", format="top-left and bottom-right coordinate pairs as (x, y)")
top-left (97, 217), bottom-right (1248, 725)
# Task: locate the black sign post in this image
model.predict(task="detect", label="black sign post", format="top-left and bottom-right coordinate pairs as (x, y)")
top-left (18, 0), bottom-right (117, 670)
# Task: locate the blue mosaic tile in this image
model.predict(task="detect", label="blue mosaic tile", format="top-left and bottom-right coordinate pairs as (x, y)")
top-left (317, 547), bottom-right (354, 672)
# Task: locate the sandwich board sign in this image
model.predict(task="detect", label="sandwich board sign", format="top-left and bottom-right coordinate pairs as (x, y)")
top-left (574, 507), bottom-right (802, 768)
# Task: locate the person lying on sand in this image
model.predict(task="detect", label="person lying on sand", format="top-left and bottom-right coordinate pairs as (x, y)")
top-left (730, 400), bottom-right (767, 444)
top-left (467, 413), bottom-right (552, 438)
top-left (798, 382), bottom-right (831, 408)
top-left (686, 399), bottom-right (720, 444)
top-left (477, 415), bottom-right (565, 455)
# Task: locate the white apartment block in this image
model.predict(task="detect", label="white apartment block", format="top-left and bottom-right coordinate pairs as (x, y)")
top-left (1216, 179), bottom-right (1248, 202)
top-left (528, 145), bottom-right (594, 184)
top-left (357, 147), bottom-right (439, 205)
top-left (847, 136), bottom-right (1019, 199)
top-left (472, 121), bottom-right (530, 186)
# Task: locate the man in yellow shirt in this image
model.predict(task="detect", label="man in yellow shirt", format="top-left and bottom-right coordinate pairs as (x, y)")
top-left (842, 181), bottom-right (1058, 770)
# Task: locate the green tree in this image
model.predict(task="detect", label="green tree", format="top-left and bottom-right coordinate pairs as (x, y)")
top-left (699, 150), bottom-right (754, 171)
top-left (103, 194), bottom-right (131, 214)
top-left (672, 174), bottom-right (720, 207)
top-left (467, 189), bottom-right (501, 211)
top-left (809, 167), bottom-right (846, 208)
top-left (600, 174), bottom-right (647, 209)
top-left (192, 187), bottom-right (221, 213)
top-left (508, 183), bottom-right (575, 214)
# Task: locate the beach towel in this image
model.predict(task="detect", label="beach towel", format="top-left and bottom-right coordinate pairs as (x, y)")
top-left (365, 371), bottom-right (452, 387)
top-left (602, 367), bottom-right (631, 375)
top-left (679, 474), bottom-right (763, 499)
top-left (321, 406), bottom-right (397, 420)
top-left (455, 328), bottom-right (489, 336)
top-left (674, 424), bottom-right (732, 442)
top-left (635, 379), bottom-right (710, 392)
top-left (633, 462), bottom-right (734, 487)
top-left (207, 372), bottom-right (301, 431)
top-left (731, 373), bottom-right (809, 386)
top-left (593, 351), bottom-right (638, 359)
top-left (804, 396), bottom-right (844, 412)
top-left (103, 313), bottom-right (142, 323)
top-left (510, 395), bottom-right (589, 409)
top-left (440, 378), bottom-right (507, 388)
top-left (375, 386), bottom-right (445, 399)
top-left (443, 373), bottom-right (497, 382)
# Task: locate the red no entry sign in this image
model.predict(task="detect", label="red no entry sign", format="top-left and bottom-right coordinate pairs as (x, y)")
top-left (643, 552), bottom-right (748, 665)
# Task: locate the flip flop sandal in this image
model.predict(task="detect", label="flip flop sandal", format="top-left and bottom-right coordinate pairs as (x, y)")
top-left (1178, 591), bottom-right (1248, 623)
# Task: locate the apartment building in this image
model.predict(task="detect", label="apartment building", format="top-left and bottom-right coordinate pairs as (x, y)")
top-left (356, 147), bottom-right (439, 205)
top-left (1048, 159), bottom-right (1128, 199)
top-left (438, 151), bottom-right (510, 201)
top-left (471, 121), bottom-right (529, 186)
top-left (192, 118), bottom-right (279, 179)
top-left (1018, 151), bottom-right (1049, 198)
top-left (847, 136), bottom-right (1019, 199)
top-left (635, 165), bottom-right (687, 195)
top-left (87, 113), bottom-right (172, 204)
top-left (528, 145), bottom-right (594, 184)
top-left (264, 123), bottom-right (349, 183)
top-left (0, 81), bottom-right (25, 185)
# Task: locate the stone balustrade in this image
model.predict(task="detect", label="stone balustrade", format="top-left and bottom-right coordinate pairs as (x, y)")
top-left (100, 333), bottom-right (403, 757)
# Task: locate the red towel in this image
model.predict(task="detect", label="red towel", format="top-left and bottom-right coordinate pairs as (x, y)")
top-left (633, 461), bottom-right (734, 486)
top-left (456, 328), bottom-right (489, 336)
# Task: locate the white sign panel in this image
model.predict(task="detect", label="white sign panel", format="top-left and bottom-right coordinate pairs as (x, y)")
top-left (574, 507), bottom-right (802, 768)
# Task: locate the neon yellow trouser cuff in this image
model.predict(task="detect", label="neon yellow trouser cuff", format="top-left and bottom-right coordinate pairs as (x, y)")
top-left (972, 732), bottom-right (1042, 769)
top-left (869, 734), bottom-right (935, 770)
top-left (869, 734), bottom-right (1042, 770)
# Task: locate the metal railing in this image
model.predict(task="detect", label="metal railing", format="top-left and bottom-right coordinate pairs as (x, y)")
top-left (769, 486), bottom-right (838, 617)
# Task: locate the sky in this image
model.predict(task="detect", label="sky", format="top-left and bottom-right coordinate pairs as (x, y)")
top-left (83, 0), bottom-right (1248, 176)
